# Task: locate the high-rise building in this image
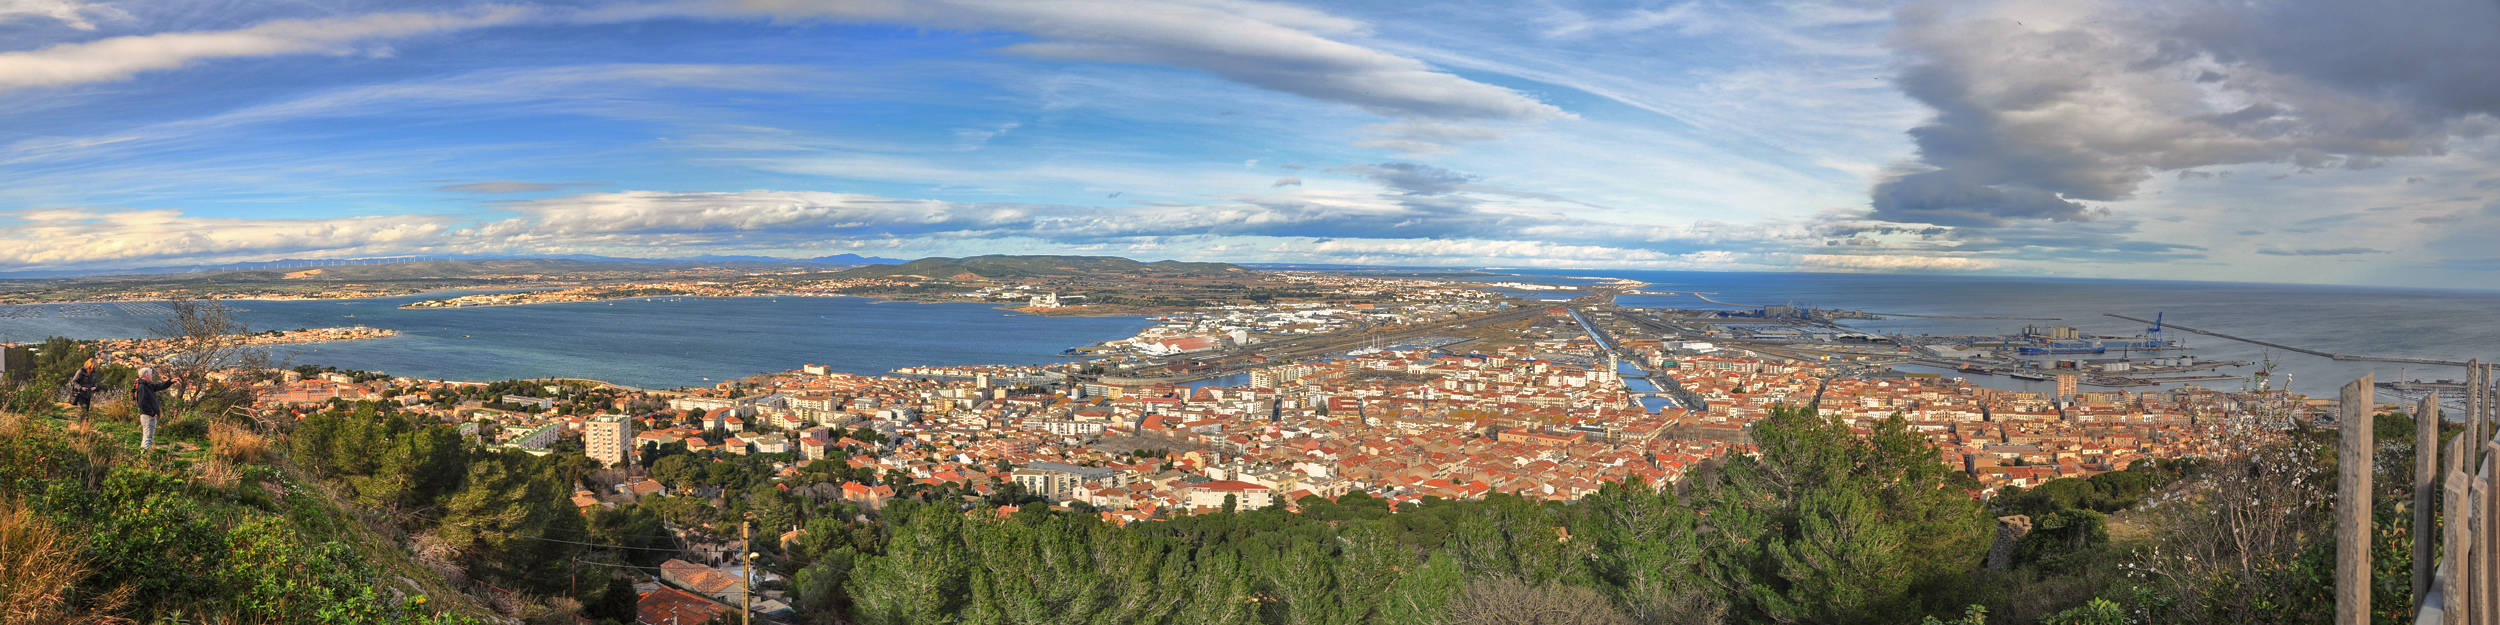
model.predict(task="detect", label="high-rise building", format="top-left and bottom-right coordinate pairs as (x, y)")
top-left (2056, 374), bottom-right (2079, 400)
top-left (586, 414), bottom-right (634, 468)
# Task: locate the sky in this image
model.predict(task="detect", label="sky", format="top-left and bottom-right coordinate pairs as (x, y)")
top-left (1, 0), bottom-right (2496, 287)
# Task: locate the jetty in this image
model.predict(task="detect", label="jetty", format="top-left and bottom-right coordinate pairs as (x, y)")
top-left (2103, 313), bottom-right (2468, 366)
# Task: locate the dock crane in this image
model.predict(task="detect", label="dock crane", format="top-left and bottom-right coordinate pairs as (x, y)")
top-left (2148, 312), bottom-right (2165, 347)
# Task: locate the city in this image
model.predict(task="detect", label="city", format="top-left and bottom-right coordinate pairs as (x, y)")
top-left (150, 271), bottom-right (2368, 624)
top-left (6, 0), bottom-right (2496, 624)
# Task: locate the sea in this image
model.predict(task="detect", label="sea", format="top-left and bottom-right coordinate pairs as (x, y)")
top-left (3, 272), bottom-right (2496, 400)
top-left (1494, 270), bottom-right (2500, 401)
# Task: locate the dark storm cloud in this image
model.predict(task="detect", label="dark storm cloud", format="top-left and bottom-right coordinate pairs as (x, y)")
top-left (1926, 218), bottom-right (2206, 264)
top-left (1876, 0), bottom-right (2500, 227)
top-left (1870, 170), bottom-right (2093, 226)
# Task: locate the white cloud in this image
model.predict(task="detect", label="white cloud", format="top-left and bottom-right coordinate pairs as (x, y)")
top-left (0, 7), bottom-right (535, 92)
top-left (1795, 253), bottom-right (1997, 271)
top-left (0, 208), bottom-right (456, 268)
top-left (0, 183), bottom-right (1815, 270)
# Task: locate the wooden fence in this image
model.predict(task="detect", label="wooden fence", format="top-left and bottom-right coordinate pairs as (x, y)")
top-left (2402, 360), bottom-right (2498, 625)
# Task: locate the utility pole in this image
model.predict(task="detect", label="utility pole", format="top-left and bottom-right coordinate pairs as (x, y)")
top-left (742, 520), bottom-right (752, 625)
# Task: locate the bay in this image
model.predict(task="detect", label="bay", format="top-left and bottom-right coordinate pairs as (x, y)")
top-left (9, 271), bottom-right (2499, 398)
top-left (0, 294), bottom-right (1152, 390)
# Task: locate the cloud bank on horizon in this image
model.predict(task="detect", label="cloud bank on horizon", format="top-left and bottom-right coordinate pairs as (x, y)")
top-left (0, 0), bottom-right (2494, 287)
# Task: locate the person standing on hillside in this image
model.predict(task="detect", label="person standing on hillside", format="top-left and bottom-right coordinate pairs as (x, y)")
top-left (132, 367), bottom-right (180, 451)
top-left (69, 358), bottom-right (101, 429)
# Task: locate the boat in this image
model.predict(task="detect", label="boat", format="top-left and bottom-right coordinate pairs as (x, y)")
top-left (1958, 365), bottom-right (1994, 375)
top-left (2008, 371), bottom-right (2052, 381)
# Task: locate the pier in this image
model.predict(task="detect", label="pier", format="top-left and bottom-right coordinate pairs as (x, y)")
top-left (1658, 292), bottom-right (2059, 320)
top-left (2104, 313), bottom-right (2470, 366)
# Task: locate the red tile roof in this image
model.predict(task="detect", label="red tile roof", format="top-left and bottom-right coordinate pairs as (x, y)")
top-left (637, 586), bottom-right (725, 625)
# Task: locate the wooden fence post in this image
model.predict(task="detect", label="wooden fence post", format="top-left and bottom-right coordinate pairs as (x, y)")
top-left (2485, 440), bottom-right (2500, 625)
top-left (2445, 435), bottom-right (2472, 625)
top-left (2474, 463), bottom-right (2489, 625)
top-left (2419, 392), bottom-right (2441, 602)
top-left (2338, 375), bottom-right (2372, 625)
top-left (2470, 361), bottom-right (2482, 468)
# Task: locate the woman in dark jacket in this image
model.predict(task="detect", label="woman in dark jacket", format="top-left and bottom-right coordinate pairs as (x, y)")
top-left (69, 358), bottom-right (100, 427)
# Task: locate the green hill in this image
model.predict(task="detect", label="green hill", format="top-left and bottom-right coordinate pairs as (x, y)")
top-left (0, 407), bottom-right (519, 623)
top-left (834, 255), bottom-right (1245, 280)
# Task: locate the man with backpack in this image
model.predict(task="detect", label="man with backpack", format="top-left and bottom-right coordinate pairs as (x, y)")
top-left (132, 367), bottom-right (181, 451)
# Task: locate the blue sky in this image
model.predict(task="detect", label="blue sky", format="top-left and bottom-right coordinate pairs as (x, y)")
top-left (2, 0), bottom-right (2496, 287)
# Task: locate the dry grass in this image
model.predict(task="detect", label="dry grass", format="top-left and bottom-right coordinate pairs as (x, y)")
top-left (92, 401), bottom-right (134, 425)
top-left (196, 459), bottom-right (240, 490)
top-left (65, 430), bottom-right (127, 492)
top-left (208, 420), bottom-right (268, 465)
top-left (0, 499), bottom-right (130, 625)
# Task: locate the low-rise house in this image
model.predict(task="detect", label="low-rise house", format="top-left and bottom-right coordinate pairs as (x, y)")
top-left (637, 586), bottom-right (725, 625)
top-left (659, 559), bottom-right (749, 606)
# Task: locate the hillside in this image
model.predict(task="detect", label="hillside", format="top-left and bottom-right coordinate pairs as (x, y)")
top-left (0, 408), bottom-right (510, 624)
top-left (833, 255), bottom-right (1245, 280)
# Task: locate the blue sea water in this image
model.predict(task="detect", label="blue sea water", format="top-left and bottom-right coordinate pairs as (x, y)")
top-left (0, 294), bottom-right (1152, 389)
top-left (7, 272), bottom-right (2498, 398)
top-left (1495, 270), bottom-right (2500, 399)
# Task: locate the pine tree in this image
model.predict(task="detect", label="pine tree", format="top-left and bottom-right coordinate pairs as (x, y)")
top-left (439, 450), bottom-right (584, 594)
top-left (1700, 407), bottom-right (1991, 624)
top-left (1377, 551), bottom-right (1463, 625)
top-left (847, 504), bottom-right (969, 625)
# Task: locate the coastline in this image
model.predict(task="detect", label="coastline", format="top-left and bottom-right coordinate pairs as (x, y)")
top-left (386, 291), bottom-right (1180, 318)
top-left (0, 286), bottom-right (557, 308)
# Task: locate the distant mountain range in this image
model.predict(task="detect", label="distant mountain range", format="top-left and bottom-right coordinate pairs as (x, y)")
top-left (0, 253), bottom-right (909, 280)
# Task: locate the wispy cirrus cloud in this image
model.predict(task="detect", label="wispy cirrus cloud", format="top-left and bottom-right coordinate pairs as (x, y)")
top-left (0, 6), bottom-right (537, 92)
top-left (716, 0), bottom-right (1571, 124)
top-left (0, 0), bottom-right (125, 30)
top-left (2257, 246), bottom-right (2383, 257)
top-left (434, 180), bottom-right (605, 194)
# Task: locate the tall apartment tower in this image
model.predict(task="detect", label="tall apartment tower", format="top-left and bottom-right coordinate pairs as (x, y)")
top-left (586, 414), bottom-right (634, 468)
top-left (2056, 374), bottom-right (2079, 400)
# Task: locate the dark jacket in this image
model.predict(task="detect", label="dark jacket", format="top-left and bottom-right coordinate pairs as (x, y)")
top-left (70, 368), bottom-right (100, 401)
top-left (134, 379), bottom-right (174, 417)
